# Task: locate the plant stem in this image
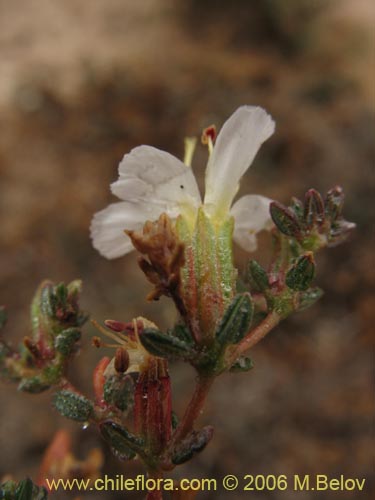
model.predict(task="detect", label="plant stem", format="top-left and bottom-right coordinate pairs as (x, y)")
top-left (171, 375), bottom-right (214, 445)
top-left (226, 311), bottom-right (280, 366)
top-left (146, 469), bottom-right (164, 500)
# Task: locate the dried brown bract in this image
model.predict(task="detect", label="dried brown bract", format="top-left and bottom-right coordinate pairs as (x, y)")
top-left (126, 213), bottom-right (185, 305)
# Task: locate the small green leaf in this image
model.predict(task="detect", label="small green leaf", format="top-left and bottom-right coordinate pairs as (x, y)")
top-left (247, 261), bottom-right (269, 292)
top-left (298, 287), bottom-right (324, 311)
top-left (140, 328), bottom-right (194, 359)
top-left (54, 328), bottom-right (81, 356)
top-left (54, 283), bottom-right (68, 305)
top-left (172, 426), bottom-right (213, 465)
top-left (100, 421), bottom-right (142, 460)
top-left (39, 284), bottom-right (56, 318)
top-left (169, 323), bottom-right (194, 345)
top-left (53, 390), bottom-right (93, 422)
top-left (18, 377), bottom-right (50, 394)
top-left (230, 357), bottom-right (254, 373)
top-left (286, 253), bottom-right (315, 291)
top-left (216, 293), bottom-right (253, 346)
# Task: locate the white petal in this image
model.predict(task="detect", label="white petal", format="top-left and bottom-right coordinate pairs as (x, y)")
top-left (231, 194), bottom-right (274, 252)
top-left (90, 201), bottom-right (159, 259)
top-left (111, 145), bottom-right (201, 214)
top-left (204, 106), bottom-right (275, 217)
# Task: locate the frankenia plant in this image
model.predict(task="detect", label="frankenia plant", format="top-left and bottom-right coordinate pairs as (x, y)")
top-left (0, 106), bottom-right (355, 499)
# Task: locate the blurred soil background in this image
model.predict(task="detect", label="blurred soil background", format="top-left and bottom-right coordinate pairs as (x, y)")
top-left (0, 0), bottom-right (374, 498)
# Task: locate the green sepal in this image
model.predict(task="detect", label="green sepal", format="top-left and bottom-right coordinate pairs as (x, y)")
top-left (215, 293), bottom-right (253, 346)
top-left (286, 253), bottom-right (315, 291)
top-left (18, 377), bottom-right (50, 394)
top-left (53, 390), bottom-right (93, 422)
top-left (140, 328), bottom-right (194, 359)
top-left (230, 357), bottom-right (254, 373)
top-left (247, 260), bottom-right (269, 292)
top-left (54, 328), bottom-right (81, 356)
top-left (172, 426), bottom-right (214, 465)
top-left (100, 421), bottom-right (143, 460)
top-left (103, 374), bottom-right (134, 412)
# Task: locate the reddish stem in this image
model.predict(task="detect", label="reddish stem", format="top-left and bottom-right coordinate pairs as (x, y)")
top-left (225, 311), bottom-right (280, 367)
top-left (170, 375), bottom-right (214, 446)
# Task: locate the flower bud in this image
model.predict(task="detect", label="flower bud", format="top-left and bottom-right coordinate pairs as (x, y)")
top-left (304, 189), bottom-right (325, 228)
top-left (286, 253), bottom-right (316, 291)
top-left (270, 201), bottom-right (302, 238)
top-left (325, 185), bottom-right (344, 220)
top-left (328, 220), bottom-right (356, 247)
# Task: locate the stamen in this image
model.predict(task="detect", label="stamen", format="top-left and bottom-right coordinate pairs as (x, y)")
top-left (201, 125), bottom-right (216, 156)
top-left (91, 336), bottom-right (121, 349)
top-left (92, 336), bottom-right (102, 348)
top-left (91, 319), bottom-right (129, 345)
top-left (104, 319), bottom-right (129, 332)
top-left (114, 347), bottom-right (130, 373)
top-left (183, 137), bottom-right (197, 167)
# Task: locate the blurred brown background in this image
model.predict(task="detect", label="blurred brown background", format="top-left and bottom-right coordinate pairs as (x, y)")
top-left (0, 0), bottom-right (374, 498)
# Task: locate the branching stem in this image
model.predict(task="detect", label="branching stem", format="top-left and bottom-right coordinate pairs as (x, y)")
top-left (226, 311), bottom-right (281, 367)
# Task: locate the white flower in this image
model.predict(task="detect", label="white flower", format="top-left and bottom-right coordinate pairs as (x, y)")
top-left (91, 105), bottom-right (275, 259)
